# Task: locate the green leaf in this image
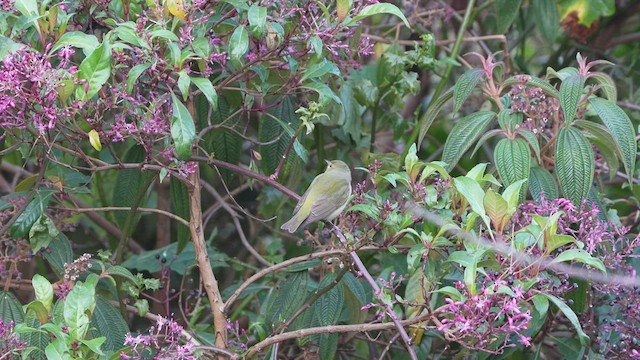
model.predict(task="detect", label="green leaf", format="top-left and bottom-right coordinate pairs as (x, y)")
top-left (442, 111), bottom-right (496, 171)
top-left (309, 35), bottom-right (323, 57)
top-left (484, 188), bottom-right (508, 231)
top-left (170, 177), bottom-right (191, 253)
top-left (14, 0), bottom-right (39, 18)
top-left (551, 249), bottom-right (607, 273)
top-left (494, 138), bottom-right (531, 187)
top-left (126, 63), bottom-right (151, 94)
top-left (503, 75), bottom-right (560, 99)
top-left (542, 292), bottom-right (589, 344)
top-left (122, 241), bottom-right (227, 275)
top-left (171, 93), bottom-right (196, 159)
top-left (260, 96), bottom-right (303, 174)
top-left (0, 291), bottom-right (24, 324)
top-left (319, 333), bottom-right (338, 360)
top-left (517, 129), bottom-right (541, 163)
top-left (532, 0), bottom-right (560, 43)
top-left (301, 81), bottom-right (341, 106)
top-left (150, 29), bottom-right (179, 42)
top-left (453, 69), bottom-right (484, 113)
top-left (90, 297), bottom-right (129, 351)
top-left (64, 275), bottom-right (98, 339)
top-left (529, 166), bottom-right (558, 200)
top-left (77, 40), bottom-right (112, 100)
top-left (177, 70), bottom-right (190, 101)
top-left (315, 273), bottom-right (344, 326)
top-left (350, 3), bottom-right (410, 28)
top-left (28, 215), bottom-right (59, 254)
top-left (50, 31), bottom-right (99, 54)
top-left (43, 233), bottom-right (73, 277)
top-left (589, 72), bottom-right (617, 101)
top-left (0, 36), bottom-right (25, 59)
top-left (546, 234), bottom-right (578, 254)
top-left (248, 4), bottom-right (267, 37)
top-left (79, 337), bottom-right (105, 355)
top-left (190, 77), bottom-right (218, 110)
top-left (229, 25), bottom-right (249, 62)
top-left (495, 0), bottom-right (524, 33)
top-left (497, 109), bottom-right (523, 131)
top-left (301, 59), bottom-right (340, 82)
top-left (555, 126), bottom-right (594, 205)
top-left (559, 74), bottom-right (585, 123)
top-left (11, 190), bottom-right (55, 239)
top-left (105, 265), bottom-right (138, 283)
top-left (418, 89), bottom-right (454, 147)
top-left (588, 97), bottom-right (636, 181)
top-left (112, 145), bottom-right (149, 228)
top-left (453, 176), bottom-right (489, 228)
top-left (32, 274), bottom-right (54, 312)
top-left (265, 272), bottom-right (312, 327)
top-left (200, 95), bottom-right (242, 183)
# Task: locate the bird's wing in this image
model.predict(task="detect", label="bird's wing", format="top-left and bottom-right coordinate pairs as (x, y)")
top-left (293, 174), bottom-right (322, 215)
top-left (304, 177), bottom-right (351, 224)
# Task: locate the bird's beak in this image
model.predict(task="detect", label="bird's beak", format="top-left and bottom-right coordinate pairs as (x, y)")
top-left (325, 159), bottom-right (331, 166)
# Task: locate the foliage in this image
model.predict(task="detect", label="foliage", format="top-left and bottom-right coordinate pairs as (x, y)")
top-left (0, 0), bottom-right (639, 359)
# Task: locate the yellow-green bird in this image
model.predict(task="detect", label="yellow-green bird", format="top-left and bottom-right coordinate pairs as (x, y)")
top-left (281, 160), bottom-right (352, 233)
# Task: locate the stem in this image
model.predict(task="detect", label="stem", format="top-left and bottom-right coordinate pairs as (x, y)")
top-left (402, 0), bottom-right (478, 161)
top-left (188, 168), bottom-right (228, 353)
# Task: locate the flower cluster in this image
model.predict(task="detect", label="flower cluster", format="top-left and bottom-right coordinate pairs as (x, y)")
top-left (0, 320), bottom-right (27, 357)
top-left (361, 272), bottom-right (404, 321)
top-left (226, 320), bottom-right (249, 352)
top-left (56, 253), bottom-right (93, 299)
top-left (120, 316), bottom-right (195, 360)
top-left (508, 78), bottom-right (560, 136)
top-left (436, 281), bottom-right (532, 354)
top-left (0, 47), bottom-right (76, 133)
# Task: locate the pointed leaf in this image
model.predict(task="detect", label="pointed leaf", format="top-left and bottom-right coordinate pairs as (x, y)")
top-left (494, 138), bottom-right (531, 190)
top-left (126, 63), bottom-right (151, 94)
top-left (349, 3), bottom-right (410, 28)
top-left (551, 249), bottom-right (606, 273)
top-left (555, 126), bottom-right (594, 205)
top-left (495, 0), bottom-right (524, 33)
top-left (529, 166), bottom-right (558, 200)
top-left (171, 93), bottom-right (196, 159)
top-left (589, 72), bottom-right (617, 101)
top-left (190, 77), bottom-right (218, 110)
top-left (229, 25), bottom-right (249, 62)
top-left (418, 88), bottom-right (454, 147)
top-left (77, 40), bottom-right (112, 100)
top-left (532, 0), bottom-right (560, 43)
top-left (453, 69), bottom-right (484, 113)
top-left (541, 292), bottom-right (589, 345)
top-left (559, 74), bottom-right (584, 123)
top-left (588, 97), bottom-right (636, 181)
top-left (442, 111), bottom-right (496, 171)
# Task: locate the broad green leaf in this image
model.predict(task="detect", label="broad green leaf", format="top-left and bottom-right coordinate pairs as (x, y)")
top-left (555, 126), bottom-right (594, 205)
top-left (43, 233), bottom-right (73, 277)
top-left (170, 177), bottom-right (191, 253)
top-left (0, 36), bottom-right (25, 59)
top-left (551, 249), bottom-right (606, 273)
top-left (190, 77), bottom-right (218, 110)
top-left (453, 176), bottom-right (489, 228)
top-left (64, 274), bottom-right (98, 339)
top-left (350, 3), bottom-right (410, 28)
top-left (171, 93), bottom-right (196, 159)
top-left (315, 273), bottom-right (344, 326)
top-left (0, 291), bottom-right (25, 324)
top-left (418, 88), bottom-right (454, 147)
top-left (300, 59), bottom-right (340, 82)
top-left (546, 234), bottom-right (578, 254)
top-left (529, 166), bottom-right (558, 200)
top-left (309, 35), bottom-right (323, 57)
top-left (77, 40), bottom-right (112, 100)
top-left (229, 25), bottom-right (249, 62)
top-left (28, 215), bottom-right (59, 253)
top-left (495, 0), bottom-right (524, 33)
top-left (517, 129), bottom-right (541, 163)
top-left (260, 96), bottom-right (305, 174)
top-left (14, 0), bottom-right (39, 18)
top-left (105, 265), bottom-right (138, 283)
top-left (502, 178), bottom-right (528, 212)
top-left (150, 29), bottom-right (179, 42)
top-left (112, 145), bottom-right (149, 227)
top-left (589, 72), bottom-right (617, 101)
top-left (559, 74), bottom-right (584, 123)
top-left (301, 81), bottom-right (341, 106)
top-left (470, 129), bottom-right (502, 157)
top-left (248, 4), bottom-right (267, 37)
top-left (126, 63), bottom-right (151, 94)
top-left (90, 297), bottom-right (129, 351)
top-left (540, 292), bottom-right (589, 345)
top-left (588, 97), bottom-right (636, 181)
top-left (50, 31), bottom-right (99, 54)
top-left (453, 69), bottom-right (484, 113)
top-left (336, 0), bottom-right (350, 22)
top-left (532, 0), bottom-right (560, 43)
top-left (484, 188), bottom-right (508, 231)
top-left (199, 95), bottom-right (241, 183)
top-left (11, 190), bottom-right (55, 239)
top-left (45, 340), bottom-right (66, 360)
top-left (497, 109), bottom-right (523, 131)
top-left (265, 272), bottom-right (312, 327)
top-left (177, 70), bottom-right (190, 101)
top-left (32, 274), bottom-right (54, 312)
top-left (79, 337), bottom-right (105, 355)
top-left (494, 138), bottom-right (531, 189)
top-left (442, 111), bottom-right (496, 171)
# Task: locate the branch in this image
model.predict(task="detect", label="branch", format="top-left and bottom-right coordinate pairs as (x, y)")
top-left (243, 314), bottom-right (431, 359)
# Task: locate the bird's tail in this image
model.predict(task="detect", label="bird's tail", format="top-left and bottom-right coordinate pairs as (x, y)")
top-left (281, 213), bottom-right (304, 233)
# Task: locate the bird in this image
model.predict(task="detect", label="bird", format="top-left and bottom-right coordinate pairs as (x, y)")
top-left (280, 160), bottom-right (352, 233)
